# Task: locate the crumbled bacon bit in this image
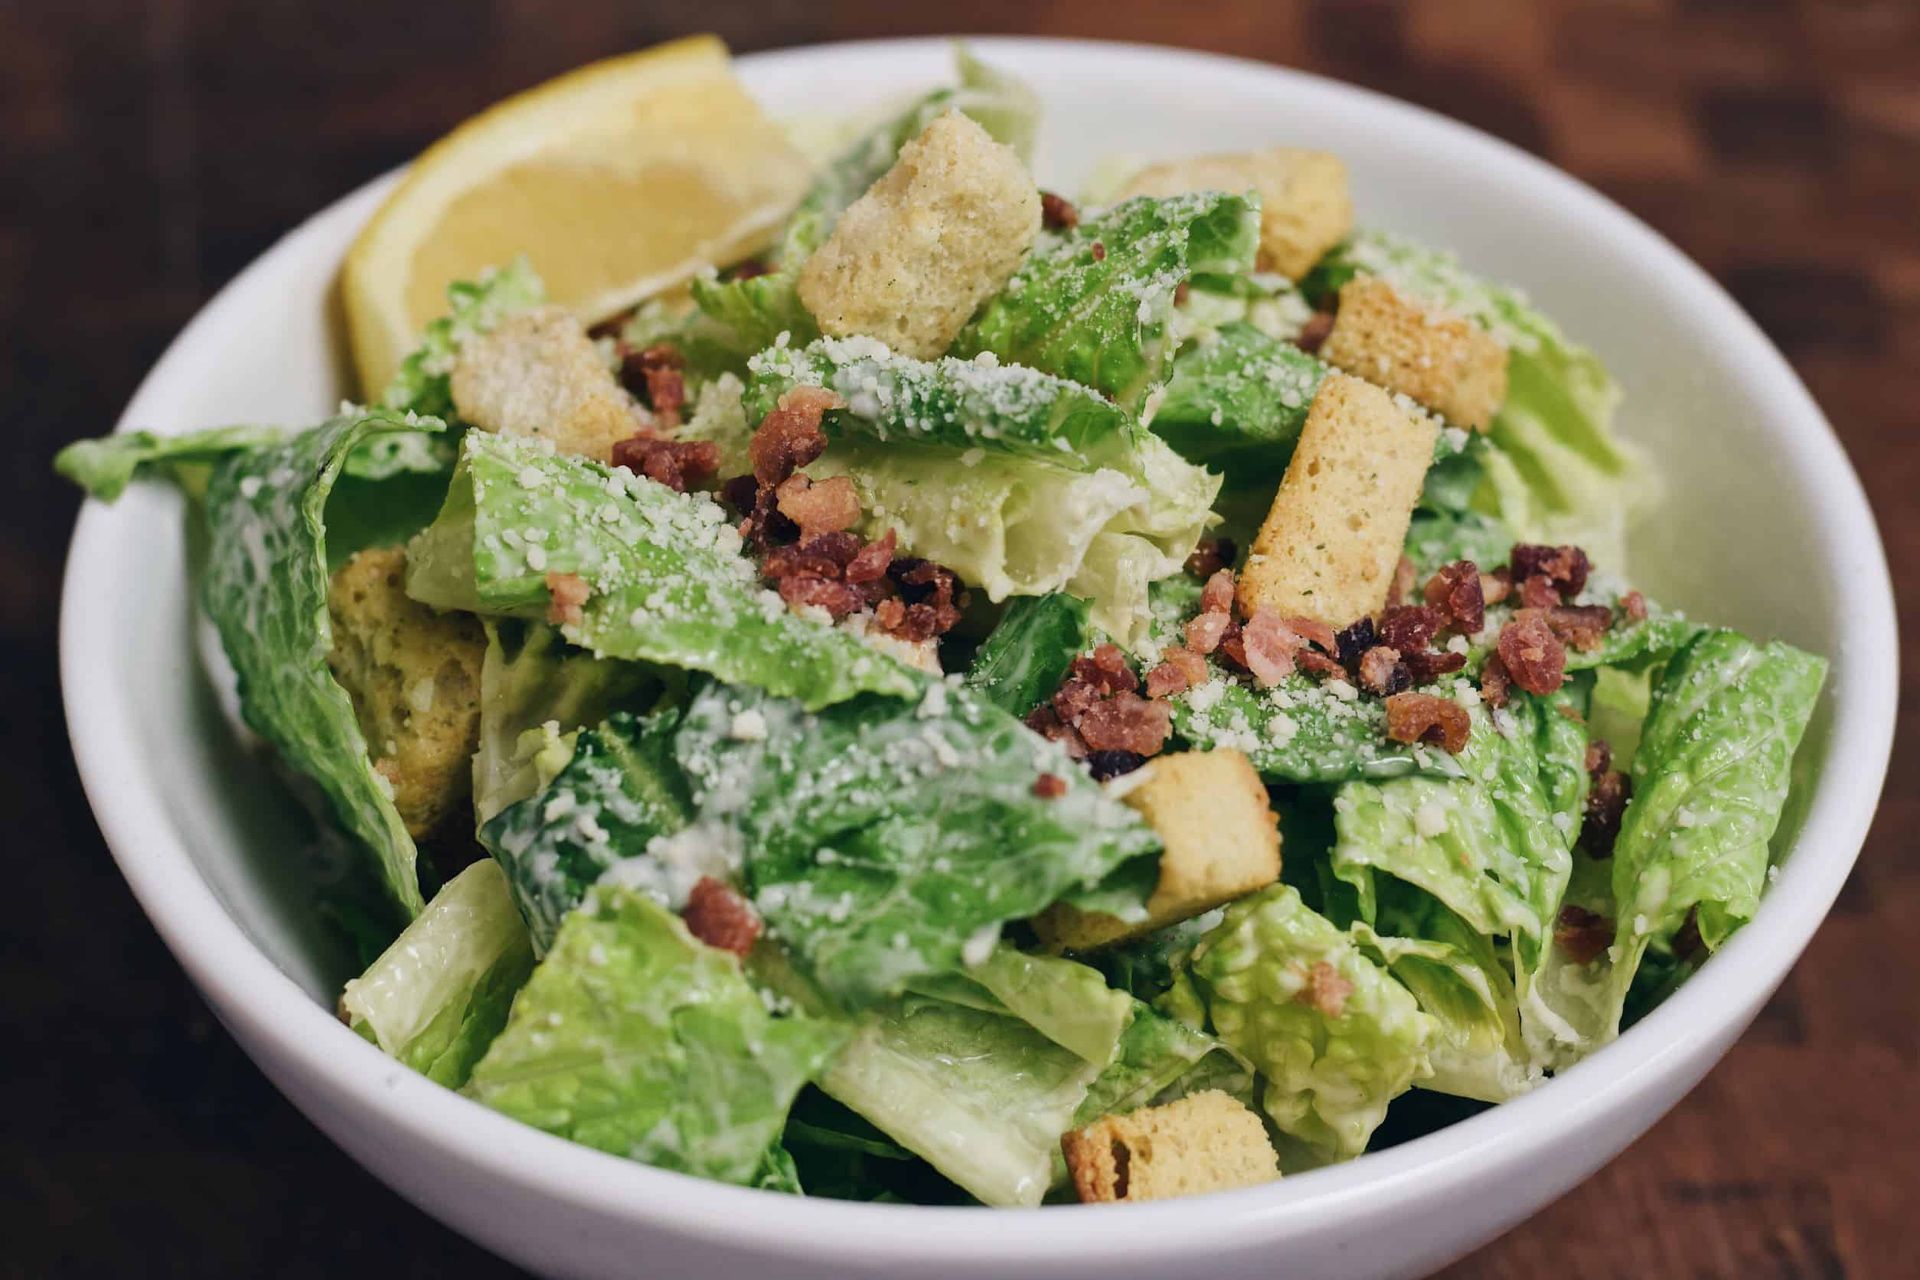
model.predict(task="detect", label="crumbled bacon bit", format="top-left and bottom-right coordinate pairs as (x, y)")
top-left (724, 257), bottom-right (773, 281)
top-left (1553, 905), bottom-right (1613, 966)
top-left (1404, 649), bottom-right (1468, 684)
top-left (1039, 190), bottom-right (1080, 231)
top-left (1296, 310), bottom-right (1337, 356)
top-left (1295, 960), bottom-right (1353, 1017)
top-left (1357, 645), bottom-right (1411, 696)
top-left (1586, 740), bottom-right (1613, 776)
top-left (683, 876), bottom-right (761, 957)
top-left (1510, 544), bottom-right (1591, 600)
top-left (1335, 616), bottom-right (1378, 667)
top-left (1032, 772), bottom-right (1068, 799)
top-left (1215, 621), bottom-right (1248, 671)
top-left (1174, 280), bottom-right (1191, 307)
top-left (1423, 561), bottom-right (1486, 635)
top-left (545, 571), bottom-right (590, 626)
top-left (1480, 653), bottom-right (1512, 708)
top-left (1090, 241), bottom-right (1107, 262)
top-left (845, 529), bottom-right (896, 583)
top-left (1144, 646), bottom-right (1209, 699)
top-left (1387, 555), bottom-right (1417, 609)
top-left (1546, 604), bottom-right (1613, 653)
top-left (774, 473), bottom-right (862, 541)
top-left (1053, 676), bottom-right (1103, 725)
top-left (748, 386), bottom-right (839, 486)
top-left (1200, 568), bottom-right (1236, 616)
top-left (1497, 610), bottom-right (1568, 695)
top-left (1077, 692), bottom-right (1172, 756)
top-left (1284, 616), bottom-right (1340, 656)
top-left (1296, 649), bottom-right (1346, 680)
top-left (1184, 537), bottom-right (1236, 579)
top-left (1384, 691), bottom-right (1472, 754)
top-left (777, 573), bottom-right (866, 618)
top-left (1481, 567), bottom-right (1512, 606)
top-left (1071, 644), bottom-right (1139, 695)
top-left (1378, 605), bottom-right (1442, 655)
top-left (615, 343), bottom-right (688, 426)
top-left (1185, 609), bottom-right (1230, 656)
top-left (1621, 590), bottom-right (1648, 623)
top-left (1517, 574), bottom-right (1559, 610)
top-left (1026, 706), bottom-right (1089, 759)
top-left (1242, 610), bottom-right (1304, 687)
top-left (881, 556), bottom-right (967, 642)
top-left (1581, 770), bottom-right (1631, 858)
top-left (610, 434), bottom-right (720, 493)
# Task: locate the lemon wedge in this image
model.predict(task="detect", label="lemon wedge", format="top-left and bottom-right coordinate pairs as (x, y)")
top-left (343, 35), bottom-right (809, 394)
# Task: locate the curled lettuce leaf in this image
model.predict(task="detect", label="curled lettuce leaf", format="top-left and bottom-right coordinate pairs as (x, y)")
top-left (465, 886), bottom-right (846, 1186)
top-left (55, 424), bottom-right (288, 502)
top-left (340, 860), bottom-right (534, 1087)
top-left (202, 409), bottom-right (444, 916)
top-left (405, 431), bottom-right (919, 709)
top-left (964, 593), bottom-right (1093, 718)
top-left (956, 192), bottom-right (1262, 409)
top-left (1605, 631), bottom-right (1826, 1022)
top-left (1176, 884), bottom-right (1433, 1164)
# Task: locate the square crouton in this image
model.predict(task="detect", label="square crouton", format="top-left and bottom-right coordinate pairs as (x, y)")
top-left (450, 306), bottom-right (640, 462)
top-left (797, 111), bottom-right (1040, 359)
top-left (1032, 750), bottom-right (1280, 951)
top-left (1063, 1091), bottom-right (1280, 1203)
top-left (1119, 148), bottom-right (1351, 280)
top-left (1236, 373), bottom-right (1439, 629)
top-left (1319, 275), bottom-right (1509, 430)
top-left (328, 547), bottom-right (486, 840)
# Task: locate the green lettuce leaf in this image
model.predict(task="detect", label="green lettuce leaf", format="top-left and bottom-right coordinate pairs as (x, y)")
top-left (956, 192), bottom-right (1262, 408)
top-left (1075, 1001), bottom-right (1253, 1124)
top-left (964, 593), bottom-right (1094, 717)
top-left (55, 424), bottom-right (288, 502)
top-left (201, 408), bottom-right (444, 916)
top-left (688, 271), bottom-right (820, 355)
top-left (465, 886), bottom-right (845, 1185)
top-left (1148, 321), bottom-right (1328, 485)
top-left (339, 859), bottom-right (534, 1087)
top-left (379, 257), bottom-right (546, 420)
top-left (1169, 669), bottom-right (1458, 784)
top-left (1605, 631), bottom-right (1826, 1020)
top-left (405, 430), bottom-right (919, 709)
top-left (1176, 884), bottom-right (1433, 1164)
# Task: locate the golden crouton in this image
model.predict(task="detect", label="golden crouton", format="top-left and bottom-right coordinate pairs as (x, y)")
top-left (327, 547), bottom-right (486, 840)
top-left (1033, 750), bottom-right (1280, 951)
top-left (1063, 1091), bottom-right (1280, 1203)
top-left (1319, 275), bottom-right (1509, 430)
top-left (1237, 373), bottom-right (1439, 628)
top-left (798, 111), bottom-right (1040, 359)
top-left (1118, 148), bottom-right (1351, 280)
top-left (449, 306), bottom-right (639, 462)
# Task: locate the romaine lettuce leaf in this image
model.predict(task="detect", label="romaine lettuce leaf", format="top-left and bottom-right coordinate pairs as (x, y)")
top-left (55, 424), bottom-right (288, 501)
top-left (340, 859), bottom-right (534, 1087)
top-left (671, 681), bottom-right (1162, 1007)
top-left (1075, 1001), bottom-right (1253, 1124)
top-left (1605, 631), bottom-right (1826, 1019)
top-left (956, 192), bottom-right (1262, 408)
top-left (201, 409), bottom-right (444, 916)
top-left (1176, 884), bottom-right (1433, 1164)
top-left (1169, 670), bottom-right (1457, 784)
top-left (1148, 321), bottom-right (1328, 484)
top-left (688, 271), bottom-right (820, 355)
top-left (464, 886), bottom-right (846, 1186)
top-left (405, 430), bottom-right (919, 709)
top-left (379, 257), bottom-right (545, 420)
top-left (964, 593), bottom-right (1094, 717)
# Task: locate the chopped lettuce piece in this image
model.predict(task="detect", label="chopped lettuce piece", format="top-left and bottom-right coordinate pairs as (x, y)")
top-left (956, 192), bottom-right (1262, 408)
top-left (465, 887), bottom-right (845, 1185)
top-left (471, 620), bottom-right (658, 824)
top-left (673, 681), bottom-right (1162, 1007)
top-left (1517, 848), bottom-right (1619, 1069)
top-left (380, 257), bottom-right (546, 420)
top-left (1177, 884), bottom-right (1433, 1164)
top-left (1149, 322), bottom-right (1328, 484)
top-left (405, 431), bottom-right (919, 709)
top-left (55, 424), bottom-right (287, 502)
top-left (340, 860), bottom-right (534, 1087)
top-left (746, 336), bottom-right (1142, 471)
top-left (1170, 670), bottom-right (1458, 784)
top-left (689, 271), bottom-right (819, 355)
top-left (1075, 1001), bottom-right (1253, 1123)
top-left (964, 593), bottom-right (1094, 717)
top-left (482, 709), bottom-right (693, 952)
top-left (1605, 631), bottom-right (1826, 1020)
top-left (202, 409), bottom-right (444, 916)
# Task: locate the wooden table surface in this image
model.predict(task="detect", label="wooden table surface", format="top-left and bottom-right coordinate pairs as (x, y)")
top-left (5, 1), bottom-right (1913, 1275)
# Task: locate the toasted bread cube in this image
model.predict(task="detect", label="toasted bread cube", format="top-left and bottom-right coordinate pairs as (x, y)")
top-left (1237, 373), bottom-right (1439, 628)
top-left (1032, 750), bottom-right (1280, 951)
top-left (1063, 1090), bottom-right (1280, 1203)
top-left (450, 306), bottom-right (640, 462)
top-left (1319, 275), bottom-right (1509, 430)
top-left (328, 548), bottom-right (486, 839)
top-left (798, 111), bottom-right (1040, 359)
top-left (1119, 148), bottom-right (1351, 280)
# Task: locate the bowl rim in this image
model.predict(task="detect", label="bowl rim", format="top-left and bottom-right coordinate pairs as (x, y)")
top-left (59, 34), bottom-right (1897, 1267)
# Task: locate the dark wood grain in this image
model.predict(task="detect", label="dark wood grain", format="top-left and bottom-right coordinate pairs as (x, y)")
top-left (5, 1), bottom-right (1914, 1276)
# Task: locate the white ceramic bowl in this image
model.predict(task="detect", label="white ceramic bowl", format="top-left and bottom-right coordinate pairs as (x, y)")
top-left (60, 36), bottom-right (1895, 1280)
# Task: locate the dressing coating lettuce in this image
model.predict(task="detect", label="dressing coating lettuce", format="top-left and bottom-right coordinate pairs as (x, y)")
top-left (465, 886), bottom-right (846, 1186)
top-left (339, 859), bottom-right (534, 1087)
top-left (405, 431), bottom-right (919, 709)
top-left (55, 424), bottom-right (288, 502)
top-left (964, 593), bottom-right (1093, 717)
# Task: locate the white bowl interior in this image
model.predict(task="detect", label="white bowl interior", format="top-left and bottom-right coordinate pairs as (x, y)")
top-left (62, 37), bottom-right (1895, 1280)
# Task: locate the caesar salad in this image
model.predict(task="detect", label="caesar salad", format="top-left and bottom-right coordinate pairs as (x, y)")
top-left (57, 46), bottom-right (1825, 1207)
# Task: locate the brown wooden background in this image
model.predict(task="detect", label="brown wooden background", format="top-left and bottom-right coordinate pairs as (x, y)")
top-left (5, 1), bottom-right (1914, 1276)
